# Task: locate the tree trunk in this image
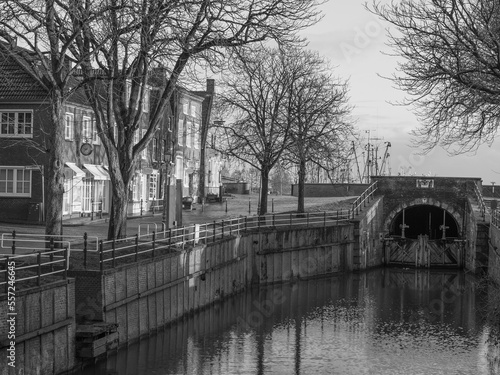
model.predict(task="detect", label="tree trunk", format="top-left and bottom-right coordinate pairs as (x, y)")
top-left (297, 159), bottom-right (306, 213)
top-left (198, 121), bottom-right (209, 203)
top-left (106, 153), bottom-right (132, 240)
top-left (45, 92), bottom-right (65, 239)
top-left (259, 168), bottom-right (271, 215)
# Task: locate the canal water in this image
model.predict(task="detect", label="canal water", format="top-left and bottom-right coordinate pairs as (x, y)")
top-left (78, 268), bottom-right (500, 375)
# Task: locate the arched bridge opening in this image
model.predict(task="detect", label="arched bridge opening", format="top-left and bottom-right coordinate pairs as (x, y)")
top-left (390, 205), bottom-right (459, 239)
top-left (385, 205), bottom-right (464, 268)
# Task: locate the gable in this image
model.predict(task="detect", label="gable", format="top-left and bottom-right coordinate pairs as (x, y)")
top-left (0, 51), bottom-right (48, 101)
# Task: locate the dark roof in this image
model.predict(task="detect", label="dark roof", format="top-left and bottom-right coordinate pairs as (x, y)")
top-left (0, 47), bottom-right (48, 101)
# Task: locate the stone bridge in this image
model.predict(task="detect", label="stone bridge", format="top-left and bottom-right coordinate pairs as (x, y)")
top-left (353, 176), bottom-right (489, 272)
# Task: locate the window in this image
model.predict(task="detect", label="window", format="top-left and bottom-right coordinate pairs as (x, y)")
top-left (0, 111), bottom-right (33, 137)
top-left (65, 113), bottom-right (74, 140)
top-left (186, 120), bottom-right (192, 148)
top-left (141, 129), bottom-right (147, 159)
top-left (194, 122), bottom-right (199, 149)
top-left (190, 103), bottom-right (197, 117)
top-left (152, 138), bottom-right (158, 161)
top-left (143, 88), bottom-right (150, 113)
top-left (175, 156), bottom-right (183, 180)
top-left (82, 116), bottom-right (91, 141)
top-left (0, 168), bottom-right (31, 196)
top-left (93, 120), bottom-right (100, 145)
top-left (178, 118), bottom-right (184, 146)
top-left (149, 174), bottom-right (157, 199)
top-left (183, 101), bottom-right (189, 115)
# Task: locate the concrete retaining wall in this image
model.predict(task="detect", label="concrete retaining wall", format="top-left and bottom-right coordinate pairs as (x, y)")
top-left (72, 224), bottom-right (357, 346)
top-left (0, 280), bottom-right (75, 375)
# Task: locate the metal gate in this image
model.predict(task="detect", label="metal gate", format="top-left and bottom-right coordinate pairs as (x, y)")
top-left (385, 235), bottom-right (464, 268)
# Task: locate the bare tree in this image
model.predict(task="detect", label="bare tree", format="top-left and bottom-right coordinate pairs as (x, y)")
top-left (216, 47), bottom-right (304, 215)
top-left (67, 0), bottom-right (323, 238)
top-left (0, 1), bottom-right (91, 237)
top-left (283, 50), bottom-right (352, 212)
top-left (369, 0), bottom-right (500, 153)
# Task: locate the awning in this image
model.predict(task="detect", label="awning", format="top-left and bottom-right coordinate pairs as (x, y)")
top-left (65, 162), bottom-right (85, 179)
top-left (84, 164), bottom-right (110, 181)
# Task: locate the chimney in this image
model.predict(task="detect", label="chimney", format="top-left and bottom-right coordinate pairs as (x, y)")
top-left (206, 79), bottom-right (215, 94)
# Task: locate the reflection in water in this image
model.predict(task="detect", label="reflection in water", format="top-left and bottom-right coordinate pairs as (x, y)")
top-left (78, 268), bottom-right (500, 375)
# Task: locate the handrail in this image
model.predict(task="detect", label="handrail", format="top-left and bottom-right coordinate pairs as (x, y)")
top-left (492, 209), bottom-right (500, 229)
top-left (473, 182), bottom-right (486, 221)
top-left (97, 209), bottom-right (352, 271)
top-left (0, 247), bottom-right (69, 294)
top-left (351, 181), bottom-right (378, 218)
top-left (1, 232), bottom-right (99, 253)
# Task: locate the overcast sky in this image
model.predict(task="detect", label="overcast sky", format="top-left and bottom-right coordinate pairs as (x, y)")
top-left (302, 0), bottom-right (500, 185)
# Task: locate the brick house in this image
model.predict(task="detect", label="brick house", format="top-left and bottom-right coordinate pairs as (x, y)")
top-left (0, 48), bottom-right (112, 223)
top-left (0, 47), bottom-right (220, 225)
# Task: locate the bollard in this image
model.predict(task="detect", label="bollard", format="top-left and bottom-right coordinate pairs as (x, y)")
top-left (248, 198), bottom-right (251, 214)
top-left (225, 200), bottom-right (228, 213)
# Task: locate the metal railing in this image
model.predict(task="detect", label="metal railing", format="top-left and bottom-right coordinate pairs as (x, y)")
top-left (97, 209), bottom-right (352, 271)
top-left (492, 209), bottom-right (500, 229)
top-left (350, 181), bottom-right (378, 217)
top-left (0, 247), bottom-right (69, 294)
top-left (473, 182), bottom-right (487, 221)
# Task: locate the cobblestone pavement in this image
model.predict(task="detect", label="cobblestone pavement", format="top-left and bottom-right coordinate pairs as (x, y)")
top-left (0, 194), bottom-right (355, 252)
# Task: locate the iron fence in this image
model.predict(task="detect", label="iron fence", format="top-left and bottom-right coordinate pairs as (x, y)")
top-left (0, 247), bottom-right (69, 294)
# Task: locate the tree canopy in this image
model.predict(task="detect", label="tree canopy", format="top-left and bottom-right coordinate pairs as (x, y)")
top-left (370, 0), bottom-right (500, 153)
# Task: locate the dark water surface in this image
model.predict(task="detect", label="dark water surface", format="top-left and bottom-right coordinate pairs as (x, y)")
top-left (78, 268), bottom-right (500, 375)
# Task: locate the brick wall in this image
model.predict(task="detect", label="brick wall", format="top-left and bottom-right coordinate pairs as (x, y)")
top-left (0, 279), bottom-right (75, 375)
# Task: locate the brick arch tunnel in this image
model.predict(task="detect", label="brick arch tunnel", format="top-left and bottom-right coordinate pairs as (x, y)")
top-left (389, 204), bottom-right (460, 239)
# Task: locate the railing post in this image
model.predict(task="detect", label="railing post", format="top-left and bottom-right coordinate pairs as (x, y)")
top-left (50, 248), bottom-right (54, 272)
top-left (306, 213), bottom-right (309, 227)
top-left (230, 220), bottom-right (232, 236)
top-left (99, 200), bottom-right (103, 219)
top-left (83, 232), bottom-right (88, 269)
top-left (49, 238), bottom-right (54, 252)
top-left (290, 213), bottom-right (292, 227)
top-left (273, 214), bottom-right (275, 227)
top-left (37, 251), bottom-right (42, 286)
top-left (112, 239), bottom-right (116, 268)
top-left (272, 199), bottom-right (274, 213)
top-left (213, 221), bottom-right (216, 242)
top-left (11, 230), bottom-right (15, 255)
top-left (64, 248), bottom-right (68, 279)
top-left (91, 198), bottom-right (94, 221)
top-left (222, 220), bottom-right (225, 238)
top-left (168, 228), bottom-right (172, 248)
top-left (152, 231), bottom-right (156, 258)
top-left (99, 240), bottom-right (104, 272)
top-left (324, 212), bottom-right (326, 228)
top-left (4, 257), bottom-right (9, 294)
top-left (135, 234), bottom-right (139, 262)
top-left (182, 226), bottom-right (185, 249)
top-left (248, 198), bottom-right (251, 214)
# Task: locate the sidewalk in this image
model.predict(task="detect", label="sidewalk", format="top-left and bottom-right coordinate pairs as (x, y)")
top-left (0, 194), bottom-right (355, 244)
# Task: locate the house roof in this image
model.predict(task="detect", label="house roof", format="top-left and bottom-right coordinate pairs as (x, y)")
top-left (0, 47), bottom-right (49, 101)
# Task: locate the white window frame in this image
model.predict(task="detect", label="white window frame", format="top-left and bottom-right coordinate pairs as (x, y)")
top-left (93, 119), bottom-right (100, 145)
top-left (0, 110), bottom-right (33, 138)
top-left (194, 122), bottom-right (199, 149)
top-left (152, 138), bottom-right (158, 161)
top-left (186, 120), bottom-right (192, 148)
top-left (65, 112), bottom-right (74, 140)
top-left (178, 118), bottom-right (184, 146)
top-left (149, 173), bottom-right (158, 200)
top-left (0, 167), bottom-right (32, 197)
top-left (190, 103), bottom-right (197, 117)
top-left (183, 101), bottom-right (189, 115)
top-left (143, 87), bottom-right (150, 113)
top-left (141, 129), bottom-right (147, 159)
top-left (82, 116), bottom-right (91, 142)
